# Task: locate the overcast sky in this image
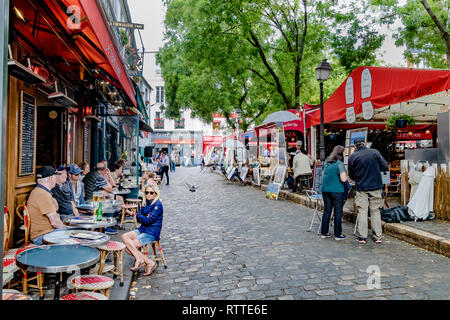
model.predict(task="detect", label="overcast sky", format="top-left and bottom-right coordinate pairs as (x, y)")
top-left (127, 0), bottom-right (407, 80)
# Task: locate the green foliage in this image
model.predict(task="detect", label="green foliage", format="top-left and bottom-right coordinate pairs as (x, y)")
top-left (158, 0), bottom-right (387, 131)
top-left (372, 0), bottom-right (450, 68)
top-left (385, 113), bottom-right (417, 130)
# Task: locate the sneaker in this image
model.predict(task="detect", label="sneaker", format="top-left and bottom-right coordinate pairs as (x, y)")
top-left (356, 237), bottom-right (367, 243)
top-left (335, 234), bottom-right (347, 240)
top-left (105, 227), bottom-right (118, 235)
top-left (373, 238), bottom-right (382, 243)
top-left (321, 233), bottom-right (332, 239)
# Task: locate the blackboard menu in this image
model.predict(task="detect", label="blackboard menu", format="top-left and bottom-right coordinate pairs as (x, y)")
top-left (19, 92), bottom-right (36, 176)
top-left (312, 164), bottom-right (324, 194)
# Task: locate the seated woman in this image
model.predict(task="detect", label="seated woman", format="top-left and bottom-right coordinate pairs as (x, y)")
top-left (121, 184), bottom-right (163, 276)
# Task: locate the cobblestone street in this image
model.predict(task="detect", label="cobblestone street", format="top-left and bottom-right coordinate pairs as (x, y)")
top-left (132, 167), bottom-right (450, 300)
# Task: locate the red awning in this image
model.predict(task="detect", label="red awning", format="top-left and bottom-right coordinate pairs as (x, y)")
top-left (309, 67), bottom-right (450, 126)
top-left (79, 0), bottom-right (136, 106)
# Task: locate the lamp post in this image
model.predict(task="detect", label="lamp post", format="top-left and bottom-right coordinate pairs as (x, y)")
top-left (315, 59), bottom-right (332, 162)
top-left (235, 107), bottom-right (242, 164)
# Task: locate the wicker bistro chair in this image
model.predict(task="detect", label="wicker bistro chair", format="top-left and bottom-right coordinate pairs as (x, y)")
top-left (120, 204), bottom-right (138, 228)
top-left (126, 198), bottom-right (143, 212)
top-left (13, 203), bottom-right (44, 297)
top-left (60, 291), bottom-right (108, 300)
top-left (69, 275), bottom-right (114, 298)
top-left (141, 240), bottom-right (167, 269)
top-left (96, 240), bottom-right (126, 286)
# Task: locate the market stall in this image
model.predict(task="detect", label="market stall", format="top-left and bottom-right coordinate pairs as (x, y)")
top-left (306, 66), bottom-right (450, 218)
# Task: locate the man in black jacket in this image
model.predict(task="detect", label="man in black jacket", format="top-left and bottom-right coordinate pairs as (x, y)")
top-left (348, 137), bottom-right (388, 244)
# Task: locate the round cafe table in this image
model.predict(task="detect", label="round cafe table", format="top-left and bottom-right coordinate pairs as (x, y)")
top-left (43, 229), bottom-right (110, 247)
top-left (15, 244), bottom-right (100, 300)
top-left (111, 188), bottom-right (130, 200)
top-left (63, 216), bottom-right (117, 230)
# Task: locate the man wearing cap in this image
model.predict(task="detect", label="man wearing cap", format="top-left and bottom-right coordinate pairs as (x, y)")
top-left (292, 140), bottom-right (314, 192)
top-left (348, 137), bottom-right (389, 244)
top-left (27, 166), bottom-right (66, 245)
top-left (51, 165), bottom-right (80, 220)
top-left (67, 164), bottom-right (86, 206)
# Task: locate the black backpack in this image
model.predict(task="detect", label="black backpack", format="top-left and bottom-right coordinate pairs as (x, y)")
top-left (380, 206), bottom-right (411, 223)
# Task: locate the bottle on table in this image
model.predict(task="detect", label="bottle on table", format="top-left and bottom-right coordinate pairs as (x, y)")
top-left (96, 201), bottom-right (103, 221)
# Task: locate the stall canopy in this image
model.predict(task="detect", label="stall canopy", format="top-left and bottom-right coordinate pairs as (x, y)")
top-left (309, 67), bottom-right (450, 126)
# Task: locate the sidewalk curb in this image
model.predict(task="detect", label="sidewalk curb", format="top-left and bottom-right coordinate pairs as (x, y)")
top-left (215, 171), bottom-right (450, 259)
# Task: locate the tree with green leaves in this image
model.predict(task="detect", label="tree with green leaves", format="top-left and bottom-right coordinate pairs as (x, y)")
top-left (373, 0), bottom-right (449, 69)
top-left (158, 0), bottom-right (388, 130)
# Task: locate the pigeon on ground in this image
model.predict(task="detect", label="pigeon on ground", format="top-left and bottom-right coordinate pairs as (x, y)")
top-left (184, 181), bottom-right (199, 192)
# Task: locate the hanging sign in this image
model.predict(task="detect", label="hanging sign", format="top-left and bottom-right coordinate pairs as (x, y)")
top-left (361, 68), bottom-right (372, 99)
top-left (362, 101), bottom-right (374, 120)
top-left (345, 77), bottom-right (354, 105)
top-left (346, 106), bottom-right (356, 124)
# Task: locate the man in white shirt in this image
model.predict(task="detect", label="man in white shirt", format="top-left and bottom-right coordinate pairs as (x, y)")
top-left (160, 151), bottom-right (170, 185)
top-left (292, 141), bottom-right (314, 192)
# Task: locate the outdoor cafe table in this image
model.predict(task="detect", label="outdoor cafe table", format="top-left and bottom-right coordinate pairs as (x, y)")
top-left (43, 229), bottom-right (110, 247)
top-left (63, 216), bottom-right (117, 230)
top-left (111, 188), bottom-right (131, 200)
top-left (15, 244), bottom-right (100, 300)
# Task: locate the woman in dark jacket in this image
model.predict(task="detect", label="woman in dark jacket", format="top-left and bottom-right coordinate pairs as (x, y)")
top-left (321, 145), bottom-right (348, 240)
top-left (121, 184), bottom-right (163, 276)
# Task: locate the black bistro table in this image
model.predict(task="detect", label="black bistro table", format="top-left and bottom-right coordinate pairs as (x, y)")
top-left (15, 244), bottom-right (100, 300)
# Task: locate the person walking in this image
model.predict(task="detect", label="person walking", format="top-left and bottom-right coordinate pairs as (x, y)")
top-left (160, 151), bottom-right (170, 185)
top-left (348, 137), bottom-right (389, 244)
top-left (321, 146), bottom-right (348, 240)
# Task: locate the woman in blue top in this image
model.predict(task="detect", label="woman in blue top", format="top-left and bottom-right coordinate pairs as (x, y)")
top-left (121, 184), bottom-right (163, 276)
top-left (321, 145), bottom-right (348, 240)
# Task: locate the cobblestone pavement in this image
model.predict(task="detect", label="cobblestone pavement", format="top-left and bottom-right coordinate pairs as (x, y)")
top-left (132, 167), bottom-right (450, 300)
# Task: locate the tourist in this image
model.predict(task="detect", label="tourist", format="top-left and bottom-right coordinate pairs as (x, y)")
top-left (348, 137), bottom-right (389, 244)
top-left (82, 162), bottom-right (113, 201)
top-left (121, 184), bottom-right (163, 276)
top-left (321, 146), bottom-right (348, 240)
top-left (67, 164), bottom-right (86, 206)
top-left (28, 166), bottom-right (66, 245)
top-left (51, 165), bottom-right (79, 220)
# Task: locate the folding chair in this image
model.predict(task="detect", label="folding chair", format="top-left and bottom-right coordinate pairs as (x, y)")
top-left (305, 190), bottom-right (323, 234)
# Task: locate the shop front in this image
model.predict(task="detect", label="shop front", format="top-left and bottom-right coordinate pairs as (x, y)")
top-left (150, 131), bottom-right (203, 166)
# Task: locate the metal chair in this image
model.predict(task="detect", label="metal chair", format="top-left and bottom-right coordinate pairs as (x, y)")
top-left (305, 190), bottom-right (324, 234)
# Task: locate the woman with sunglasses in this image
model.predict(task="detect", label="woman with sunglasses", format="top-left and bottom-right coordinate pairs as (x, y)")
top-left (121, 184), bottom-right (163, 276)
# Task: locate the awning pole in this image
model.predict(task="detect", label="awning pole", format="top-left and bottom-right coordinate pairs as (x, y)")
top-left (0, 0), bottom-right (10, 299)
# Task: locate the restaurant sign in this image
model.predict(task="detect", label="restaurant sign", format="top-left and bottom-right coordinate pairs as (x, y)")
top-left (397, 132), bottom-right (432, 140)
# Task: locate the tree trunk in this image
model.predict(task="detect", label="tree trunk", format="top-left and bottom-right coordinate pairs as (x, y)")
top-left (420, 0), bottom-right (450, 68)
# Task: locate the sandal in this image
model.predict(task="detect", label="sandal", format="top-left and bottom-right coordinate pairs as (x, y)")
top-left (130, 262), bottom-right (145, 271)
top-left (143, 263), bottom-right (157, 276)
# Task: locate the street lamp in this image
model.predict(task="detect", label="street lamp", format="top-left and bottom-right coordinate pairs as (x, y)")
top-left (316, 59), bottom-right (332, 162)
top-left (235, 107), bottom-right (242, 162)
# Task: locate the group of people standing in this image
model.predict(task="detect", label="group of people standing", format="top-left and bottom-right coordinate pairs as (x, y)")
top-left (320, 137), bottom-right (388, 243)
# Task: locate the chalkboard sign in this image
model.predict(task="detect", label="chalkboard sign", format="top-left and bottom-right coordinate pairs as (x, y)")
top-left (312, 164), bottom-right (324, 194)
top-left (18, 92), bottom-right (36, 176)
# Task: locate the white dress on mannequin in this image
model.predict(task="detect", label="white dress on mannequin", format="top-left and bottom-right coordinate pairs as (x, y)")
top-left (407, 166), bottom-right (435, 220)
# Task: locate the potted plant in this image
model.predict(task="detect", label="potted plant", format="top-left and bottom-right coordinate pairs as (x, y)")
top-left (385, 114), bottom-right (416, 130)
top-left (119, 31), bottom-right (129, 46)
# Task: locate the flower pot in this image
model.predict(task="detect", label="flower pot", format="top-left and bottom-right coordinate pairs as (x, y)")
top-left (395, 119), bottom-right (407, 128)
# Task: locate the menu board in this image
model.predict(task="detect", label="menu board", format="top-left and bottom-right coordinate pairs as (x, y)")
top-left (18, 92), bottom-right (36, 176)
